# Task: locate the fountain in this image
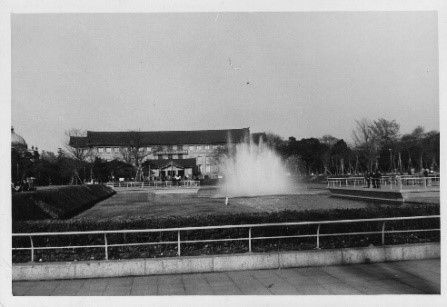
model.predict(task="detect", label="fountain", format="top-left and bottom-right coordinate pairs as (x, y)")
top-left (219, 137), bottom-right (295, 197)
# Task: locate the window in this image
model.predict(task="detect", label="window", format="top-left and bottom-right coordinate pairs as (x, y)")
top-left (147, 147), bottom-right (152, 152)
top-left (206, 165), bottom-right (211, 173)
top-left (205, 145), bottom-right (210, 150)
top-left (168, 154), bottom-right (173, 160)
top-left (178, 154), bottom-right (183, 160)
top-left (106, 147), bottom-right (111, 153)
top-left (172, 145), bottom-right (177, 150)
top-left (173, 155), bottom-right (178, 159)
top-left (197, 145), bottom-right (203, 150)
top-left (198, 156), bottom-right (205, 164)
top-left (98, 147), bottom-right (104, 153)
top-left (189, 145), bottom-right (195, 151)
top-left (178, 145), bottom-right (183, 150)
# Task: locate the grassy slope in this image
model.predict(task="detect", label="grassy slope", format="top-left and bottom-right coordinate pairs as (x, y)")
top-left (12, 185), bottom-right (116, 220)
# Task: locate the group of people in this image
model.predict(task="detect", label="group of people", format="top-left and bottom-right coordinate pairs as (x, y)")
top-left (364, 170), bottom-right (382, 189)
top-left (11, 178), bottom-right (36, 192)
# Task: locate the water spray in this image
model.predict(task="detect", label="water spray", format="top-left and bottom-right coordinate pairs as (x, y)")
top-left (219, 136), bottom-right (294, 197)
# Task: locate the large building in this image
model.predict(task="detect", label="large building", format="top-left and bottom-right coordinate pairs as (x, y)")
top-left (69, 128), bottom-right (249, 179)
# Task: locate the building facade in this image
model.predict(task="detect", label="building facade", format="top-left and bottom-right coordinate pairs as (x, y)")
top-left (69, 128), bottom-right (249, 179)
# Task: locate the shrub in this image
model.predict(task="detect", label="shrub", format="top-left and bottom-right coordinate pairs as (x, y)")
top-left (12, 184), bottom-right (115, 221)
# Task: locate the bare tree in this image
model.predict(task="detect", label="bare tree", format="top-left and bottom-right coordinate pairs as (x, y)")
top-left (65, 129), bottom-right (94, 162)
top-left (352, 119), bottom-right (379, 171)
top-left (319, 135), bottom-right (339, 147)
top-left (119, 131), bottom-right (151, 181)
top-left (65, 129), bottom-right (96, 183)
top-left (369, 118), bottom-right (400, 146)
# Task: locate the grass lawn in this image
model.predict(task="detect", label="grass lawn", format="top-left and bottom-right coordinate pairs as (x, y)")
top-left (73, 189), bottom-right (375, 220)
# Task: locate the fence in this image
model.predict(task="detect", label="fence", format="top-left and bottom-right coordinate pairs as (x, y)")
top-left (327, 176), bottom-right (440, 190)
top-left (12, 215), bottom-right (439, 262)
top-left (107, 180), bottom-right (200, 188)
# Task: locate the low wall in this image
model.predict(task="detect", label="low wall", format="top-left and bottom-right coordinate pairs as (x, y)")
top-left (329, 188), bottom-right (405, 202)
top-left (12, 242), bottom-right (439, 281)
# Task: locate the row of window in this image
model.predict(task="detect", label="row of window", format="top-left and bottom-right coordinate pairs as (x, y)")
top-left (92, 144), bottom-right (222, 153)
top-left (158, 154), bottom-right (185, 160)
top-left (155, 155), bottom-right (210, 163)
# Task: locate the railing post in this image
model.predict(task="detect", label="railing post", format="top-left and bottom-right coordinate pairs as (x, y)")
top-left (29, 236), bottom-right (34, 262)
top-left (177, 231), bottom-right (181, 256)
top-left (104, 233), bottom-right (108, 260)
top-left (381, 222), bottom-right (386, 245)
top-left (316, 224), bottom-right (321, 249)
top-left (398, 178), bottom-right (402, 190)
top-left (423, 178), bottom-right (427, 189)
top-left (248, 227), bottom-right (252, 253)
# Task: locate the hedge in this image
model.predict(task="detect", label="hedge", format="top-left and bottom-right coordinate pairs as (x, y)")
top-left (12, 184), bottom-right (116, 221)
top-left (12, 204), bottom-right (439, 263)
top-left (13, 203), bottom-right (439, 232)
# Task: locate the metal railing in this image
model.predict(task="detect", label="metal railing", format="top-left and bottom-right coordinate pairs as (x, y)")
top-left (327, 176), bottom-right (440, 190)
top-left (107, 180), bottom-right (200, 188)
top-left (12, 215), bottom-right (439, 262)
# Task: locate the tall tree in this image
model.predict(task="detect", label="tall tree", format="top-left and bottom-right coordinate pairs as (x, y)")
top-left (65, 129), bottom-right (94, 183)
top-left (369, 118), bottom-right (400, 146)
top-left (352, 119), bottom-right (378, 171)
top-left (65, 129), bottom-right (93, 162)
top-left (119, 131), bottom-right (151, 181)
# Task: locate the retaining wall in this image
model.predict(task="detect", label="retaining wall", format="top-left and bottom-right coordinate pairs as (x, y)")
top-left (12, 242), bottom-right (439, 281)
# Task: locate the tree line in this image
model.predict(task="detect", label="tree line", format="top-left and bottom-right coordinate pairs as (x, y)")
top-left (264, 118), bottom-right (439, 176)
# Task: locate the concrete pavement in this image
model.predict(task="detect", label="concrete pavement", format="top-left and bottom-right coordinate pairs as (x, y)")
top-left (12, 259), bottom-right (440, 295)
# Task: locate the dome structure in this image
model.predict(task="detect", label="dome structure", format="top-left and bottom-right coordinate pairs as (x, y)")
top-left (11, 127), bottom-right (28, 150)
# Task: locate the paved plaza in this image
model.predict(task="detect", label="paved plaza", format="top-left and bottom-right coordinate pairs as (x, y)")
top-left (12, 259), bottom-right (440, 295)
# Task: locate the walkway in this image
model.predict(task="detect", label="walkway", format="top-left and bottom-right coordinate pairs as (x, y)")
top-left (12, 259), bottom-right (439, 295)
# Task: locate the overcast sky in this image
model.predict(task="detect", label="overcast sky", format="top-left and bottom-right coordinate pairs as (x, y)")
top-left (11, 12), bottom-right (438, 152)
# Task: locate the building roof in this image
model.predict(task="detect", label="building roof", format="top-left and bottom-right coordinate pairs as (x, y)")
top-left (69, 128), bottom-right (249, 147)
top-left (11, 127), bottom-right (27, 149)
top-left (69, 136), bottom-right (89, 148)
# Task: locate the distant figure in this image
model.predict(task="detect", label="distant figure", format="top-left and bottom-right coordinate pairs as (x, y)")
top-left (368, 171), bottom-right (374, 188)
top-left (364, 172), bottom-right (371, 188)
top-left (374, 170), bottom-right (382, 189)
top-left (423, 169), bottom-right (429, 177)
top-left (175, 175), bottom-right (181, 186)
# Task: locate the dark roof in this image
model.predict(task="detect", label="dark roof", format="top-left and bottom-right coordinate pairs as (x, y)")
top-left (69, 136), bottom-right (88, 147)
top-left (143, 158), bottom-right (197, 169)
top-left (69, 128), bottom-right (249, 147)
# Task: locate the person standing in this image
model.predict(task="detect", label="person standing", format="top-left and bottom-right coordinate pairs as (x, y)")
top-left (375, 170), bottom-right (382, 189)
top-left (364, 171), bottom-right (371, 188)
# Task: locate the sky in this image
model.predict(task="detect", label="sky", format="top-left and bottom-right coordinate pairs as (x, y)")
top-left (11, 12), bottom-right (438, 152)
